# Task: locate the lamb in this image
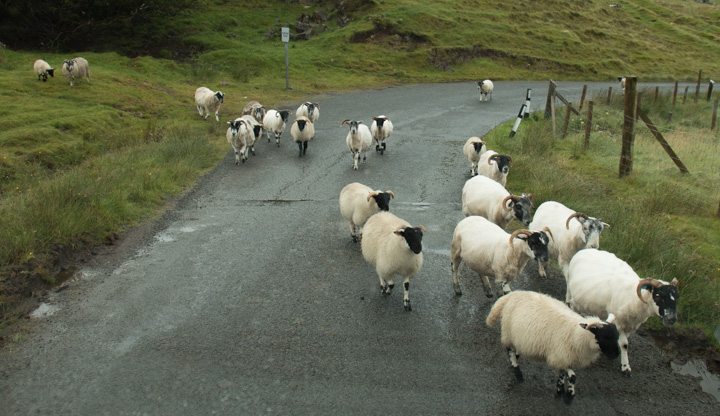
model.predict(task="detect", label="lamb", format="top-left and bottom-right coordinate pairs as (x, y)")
top-left (240, 115), bottom-right (263, 156)
top-left (194, 87), bottom-right (225, 122)
top-left (61, 57), bottom-right (90, 86)
top-left (370, 115), bottom-right (393, 155)
top-left (33, 59), bottom-right (55, 82)
top-left (262, 109), bottom-right (291, 146)
top-left (566, 249), bottom-right (680, 375)
top-left (361, 212), bottom-right (426, 311)
top-left (476, 150), bottom-right (512, 186)
top-left (290, 116), bottom-right (315, 157)
top-left (477, 79), bottom-right (494, 102)
top-left (342, 119), bottom-right (373, 170)
top-left (450, 216), bottom-right (551, 297)
top-left (243, 100), bottom-right (267, 124)
top-left (462, 137), bottom-right (486, 176)
top-left (226, 119), bottom-right (251, 165)
top-left (528, 201), bottom-right (610, 278)
top-left (486, 290), bottom-right (620, 399)
top-left (296, 101), bottom-right (320, 123)
top-left (461, 175), bottom-right (533, 229)
top-left (338, 182), bottom-right (395, 242)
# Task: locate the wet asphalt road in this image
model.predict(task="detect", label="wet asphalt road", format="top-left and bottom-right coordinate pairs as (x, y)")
top-left (1, 81), bottom-right (716, 415)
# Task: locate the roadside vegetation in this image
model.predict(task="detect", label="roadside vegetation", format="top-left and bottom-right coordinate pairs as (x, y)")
top-left (0, 0), bottom-right (718, 344)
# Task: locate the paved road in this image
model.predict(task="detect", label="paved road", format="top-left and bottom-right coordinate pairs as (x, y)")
top-left (1, 82), bottom-right (715, 415)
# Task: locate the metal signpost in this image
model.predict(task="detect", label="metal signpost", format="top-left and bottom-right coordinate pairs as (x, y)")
top-left (282, 27), bottom-right (291, 89)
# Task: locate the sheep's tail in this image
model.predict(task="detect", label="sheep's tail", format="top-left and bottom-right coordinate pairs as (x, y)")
top-left (486, 295), bottom-right (509, 327)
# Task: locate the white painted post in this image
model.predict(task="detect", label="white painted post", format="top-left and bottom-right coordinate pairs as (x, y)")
top-left (509, 104), bottom-right (527, 137)
top-left (524, 89), bottom-right (531, 118)
top-left (282, 27), bottom-right (291, 90)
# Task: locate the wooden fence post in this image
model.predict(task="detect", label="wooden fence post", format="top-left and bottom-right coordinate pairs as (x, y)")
top-left (667, 111), bottom-right (673, 123)
top-left (607, 86), bottom-right (613, 105)
top-left (579, 84), bottom-right (587, 111)
top-left (712, 99), bottom-right (719, 131)
top-left (545, 81), bottom-right (557, 119)
top-left (695, 69), bottom-right (702, 103)
top-left (562, 102), bottom-right (573, 139)
top-left (683, 86), bottom-right (689, 104)
top-left (654, 86), bottom-right (659, 102)
top-left (584, 101), bottom-right (593, 150)
top-left (707, 80), bottom-right (715, 102)
top-left (551, 96), bottom-right (557, 136)
top-left (619, 76), bottom-right (637, 178)
top-left (672, 81), bottom-right (678, 106)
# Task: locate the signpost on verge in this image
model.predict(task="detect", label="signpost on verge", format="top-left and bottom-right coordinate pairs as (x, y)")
top-left (282, 27), bottom-right (291, 90)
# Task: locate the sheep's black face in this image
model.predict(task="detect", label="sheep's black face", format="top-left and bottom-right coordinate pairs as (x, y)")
top-left (525, 232), bottom-right (550, 263)
top-left (472, 141), bottom-right (485, 153)
top-left (279, 111), bottom-right (290, 122)
top-left (651, 284), bottom-right (680, 327)
top-left (47, 69), bottom-right (55, 78)
top-left (397, 227), bottom-right (423, 254)
top-left (375, 118), bottom-right (386, 128)
top-left (297, 120), bottom-right (307, 131)
top-left (494, 155), bottom-right (511, 175)
top-left (227, 121), bottom-right (240, 137)
top-left (215, 92), bottom-right (224, 103)
top-left (372, 193), bottom-right (393, 212)
top-left (512, 196), bottom-right (533, 226)
top-left (587, 322), bottom-right (620, 360)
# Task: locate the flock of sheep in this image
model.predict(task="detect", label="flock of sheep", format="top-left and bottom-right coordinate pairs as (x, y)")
top-left (33, 58), bottom-right (90, 86)
top-left (191, 79), bottom-right (682, 400)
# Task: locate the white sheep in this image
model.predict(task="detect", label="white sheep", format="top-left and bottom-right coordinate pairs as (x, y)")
top-left (296, 101), bottom-right (320, 123)
top-left (33, 59), bottom-right (55, 82)
top-left (477, 79), bottom-right (494, 102)
top-left (370, 115), bottom-right (393, 155)
top-left (226, 119), bottom-right (251, 165)
top-left (461, 175), bottom-right (533, 229)
top-left (194, 87), bottom-right (224, 122)
top-left (462, 137), bottom-right (486, 176)
top-left (243, 100), bottom-right (267, 124)
top-left (361, 212), bottom-right (426, 311)
top-left (61, 57), bottom-right (90, 86)
top-left (341, 119), bottom-right (373, 170)
top-left (486, 290), bottom-right (620, 399)
top-left (338, 182), bottom-right (395, 242)
top-left (566, 249), bottom-right (680, 375)
top-left (239, 115), bottom-right (263, 156)
top-left (450, 216), bottom-right (551, 297)
top-left (476, 150), bottom-right (512, 186)
top-left (528, 201), bottom-right (610, 278)
top-left (290, 116), bottom-right (315, 157)
top-left (262, 109), bottom-right (291, 146)
top-left (617, 77), bottom-right (626, 94)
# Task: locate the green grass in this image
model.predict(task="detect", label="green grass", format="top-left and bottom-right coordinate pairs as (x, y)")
top-left (0, 0), bottom-right (719, 338)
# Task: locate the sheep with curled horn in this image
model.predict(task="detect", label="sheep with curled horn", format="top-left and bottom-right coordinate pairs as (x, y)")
top-left (477, 151), bottom-right (512, 186)
top-left (339, 182), bottom-right (395, 242)
top-left (462, 175), bottom-right (533, 229)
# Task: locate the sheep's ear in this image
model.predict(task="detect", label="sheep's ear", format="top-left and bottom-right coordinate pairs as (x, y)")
top-left (393, 228), bottom-right (405, 236)
top-left (579, 323), bottom-right (589, 330)
top-left (671, 278), bottom-right (679, 287)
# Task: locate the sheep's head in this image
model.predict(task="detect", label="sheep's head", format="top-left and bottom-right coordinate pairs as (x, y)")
top-left (215, 91), bottom-right (225, 103)
top-left (566, 212), bottom-right (610, 249)
top-left (341, 119), bottom-right (362, 134)
top-left (226, 120), bottom-right (241, 137)
top-left (64, 59), bottom-right (75, 71)
top-left (394, 225), bottom-right (426, 254)
top-left (367, 190), bottom-right (395, 212)
top-left (296, 117), bottom-right (309, 131)
top-left (581, 316), bottom-right (620, 360)
top-left (489, 154), bottom-right (512, 174)
top-left (636, 278), bottom-right (680, 326)
top-left (471, 139), bottom-right (485, 154)
top-left (47, 68), bottom-right (55, 78)
top-left (503, 193), bottom-right (533, 226)
top-left (278, 110), bottom-right (291, 123)
top-left (509, 228), bottom-right (551, 263)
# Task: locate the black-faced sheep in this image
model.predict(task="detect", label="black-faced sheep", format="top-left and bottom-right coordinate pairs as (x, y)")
top-left (566, 249), bottom-right (679, 375)
top-left (462, 137), bottom-right (486, 176)
top-left (296, 102), bottom-right (320, 123)
top-left (486, 290), bottom-right (620, 399)
top-left (194, 87), bottom-right (224, 122)
top-left (361, 212), bottom-right (425, 311)
top-left (342, 119), bottom-right (372, 170)
top-left (290, 116), bottom-right (315, 157)
top-left (450, 216), bottom-right (551, 297)
top-left (62, 57), bottom-right (90, 86)
top-left (477, 79), bottom-right (494, 102)
top-left (240, 115), bottom-right (263, 156)
top-left (33, 59), bottom-right (55, 82)
top-left (242, 100), bottom-right (266, 124)
top-left (476, 150), bottom-right (511, 187)
top-left (262, 109), bottom-right (291, 146)
top-left (461, 175), bottom-right (533, 229)
top-left (226, 119), bottom-right (251, 165)
top-left (370, 115), bottom-right (393, 155)
top-left (338, 182), bottom-right (395, 242)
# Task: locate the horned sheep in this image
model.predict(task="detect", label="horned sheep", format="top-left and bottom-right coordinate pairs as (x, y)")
top-left (476, 150), bottom-right (512, 186)
top-left (194, 87), bottom-right (224, 122)
top-left (342, 119), bottom-right (372, 170)
top-left (262, 109), bottom-right (291, 146)
top-left (486, 290), bottom-right (620, 399)
top-left (290, 116), bottom-right (315, 157)
top-left (462, 137), bottom-right (486, 176)
top-left (61, 57), bottom-right (90, 86)
top-left (33, 59), bottom-right (55, 82)
top-left (243, 100), bottom-right (267, 124)
top-left (461, 175), bottom-right (533, 229)
top-left (361, 212), bottom-right (426, 311)
top-left (477, 79), bottom-right (494, 101)
top-left (450, 216), bottom-right (551, 297)
top-left (370, 115), bottom-right (393, 155)
top-left (296, 102), bottom-right (320, 123)
top-left (338, 182), bottom-right (395, 242)
top-left (566, 249), bottom-right (680, 375)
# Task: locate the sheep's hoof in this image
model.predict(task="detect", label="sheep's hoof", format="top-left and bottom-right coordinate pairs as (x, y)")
top-left (404, 300), bottom-right (412, 311)
top-left (351, 235), bottom-right (358, 243)
top-left (375, 145), bottom-right (380, 152)
top-left (622, 369), bottom-right (632, 377)
top-left (512, 367), bottom-right (523, 381)
top-left (453, 284), bottom-right (462, 296)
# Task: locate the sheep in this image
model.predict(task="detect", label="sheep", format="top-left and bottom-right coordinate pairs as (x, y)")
top-left (226, 119), bottom-right (251, 165)
top-left (462, 137), bottom-right (486, 176)
top-left (477, 79), bottom-right (494, 102)
top-left (242, 100), bottom-right (267, 124)
top-left (617, 77), bottom-right (626, 94)
top-left (240, 115), bottom-right (263, 156)
top-left (33, 59), bottom-right (55, 82)
top-left (338, 182), bottom-right (395, 242)
top-left (450, 215), bottom-right (551, 297)
top-left (361, 212), bottom-right (426, 311)
top-left (290, 116), bottom-right (315, 157)
top-left (370, 115), bottom-right (393, 155)
top-left (566, 249), bottom-right (680, 375)
top-left (342, 119), bottom-right (373, 170)
top-left (528, 201), bottom-right (610, 278)
top-left (61, 57), bottom-right (90, 86)
top-left (296, 101), bottom-right (320, 123)
top-left (476, 150), bottom-right (511, 186)
top-left (262, 109), bottom-right (291, 146)
top-left (461, 175), bottom-right (533, 229)
top-left (194, 87), bottom-right (225, 122)
top-left (486, 290), bottom-right (620, 399)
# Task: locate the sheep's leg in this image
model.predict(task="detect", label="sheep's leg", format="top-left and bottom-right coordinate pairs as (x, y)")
top-left (275, 132), bottom-right (281, 147)
top-left (303, 141), bottom-right (308, 155)
top-left (450, 239), bottom-right (463, 295)
top-left (565, 369), bottom-right (576, 398)
top-left (349, 222), bottom-right (358, 243)
top-left (379, 275), bottom-right (394, 295)
top-left (499, 278), bottom-right (512, 296)
top-left (555, 371), bottom-right (567, 395)
top-left (214, 110), bottom-right (219, 122)
top-left (619, 332), bottom-right (631, 375)
top-left (233, 149), bottom-right (240, 165)
top-left (480, 275), bottom-right (493, 298)
top-left (507, 348), bottom-right (523, 381)
top-left (403, 279), bottom-right (411, 311)
top-left (361, 149), bottom-right (367, 164)
top-left (297, 142), bottom-right (303, 157)
top-left (352, 151), bottom-right (359, 170)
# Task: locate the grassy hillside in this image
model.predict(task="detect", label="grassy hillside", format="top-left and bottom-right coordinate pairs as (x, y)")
top-left (1, 0), bottom-right (719, 340)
